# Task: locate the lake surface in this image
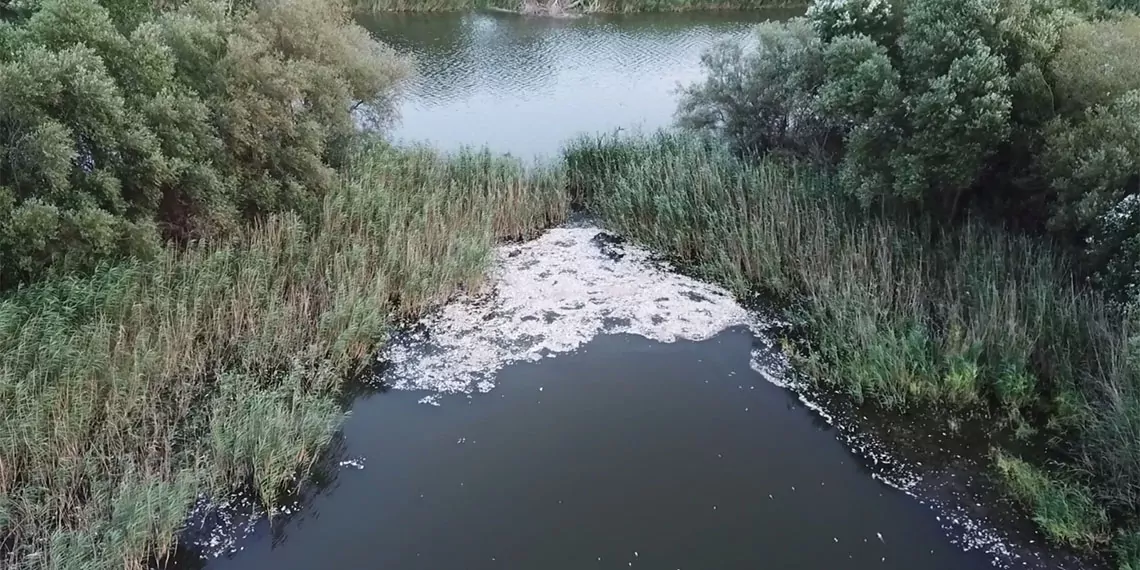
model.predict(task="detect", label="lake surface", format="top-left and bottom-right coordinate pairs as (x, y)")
top-left (360, 10), bottom-right (798, 157)
top-left (178, 13), bottom-right (1085, 570)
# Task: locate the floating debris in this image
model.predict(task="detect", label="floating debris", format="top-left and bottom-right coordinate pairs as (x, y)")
top-left (380, 226), bottom-right (760, 399)
top-left (338, 457), bottom-right (366, 470)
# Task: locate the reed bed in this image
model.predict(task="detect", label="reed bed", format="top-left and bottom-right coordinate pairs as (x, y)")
top-left (563, 131), bottom-right (1140, 565)
top-left (0, 143), bottom-right (568, 570)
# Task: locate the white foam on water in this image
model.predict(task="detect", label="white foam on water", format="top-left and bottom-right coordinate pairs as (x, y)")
top-left (379, 225), bottom-right (758, 394)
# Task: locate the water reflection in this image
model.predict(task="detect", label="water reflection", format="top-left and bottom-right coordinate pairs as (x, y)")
top-left (358, 10), bottom-right (801, 156)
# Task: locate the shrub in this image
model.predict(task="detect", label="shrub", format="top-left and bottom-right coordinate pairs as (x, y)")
top-left (1040, 90), bottom-right (1140, 296)
top-left (0, 0), bottom-right (407, 289)
top-left (1050, 15), bottom-right (1140, 116)
top-left (806, 0), bottom-right (899, 45)
top-left (676, 20), bottom-right (833, 159)
top-left (675, 0), bottom-right (1140, 294)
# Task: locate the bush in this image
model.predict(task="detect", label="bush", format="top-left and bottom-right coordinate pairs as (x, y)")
top-left (1041, 90), bottom-right (1140, 296)
top-left (675, 0), bottom-right (1140, 295)
top-left (806, 0), bottom-right (899, 45)
top-left (0, 0), bottom-right (407, 289)
top-left (676, 20), bottom-right (833, 159)
top-left (1050, 15), bottom-right (1140, 115)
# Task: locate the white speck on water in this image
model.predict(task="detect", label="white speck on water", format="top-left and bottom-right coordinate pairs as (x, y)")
top-left (182, 494), bottom-right (264, 558)
top-left (379, 226), bottom-right (759, 398)
top-left (338, 457), bottom-right (366, 470)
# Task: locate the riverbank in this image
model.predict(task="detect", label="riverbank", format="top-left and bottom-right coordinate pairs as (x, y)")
top-left (563, 131), bottom-right (1140, 569)
top-left (354, 0), bottom-right (804, 13)
top-left (5, 131), bottom-right (1133, 569)
top-left (4, 3), bottom-right (1138, 567)
top-left (0, 143), bottom-right (566, 569)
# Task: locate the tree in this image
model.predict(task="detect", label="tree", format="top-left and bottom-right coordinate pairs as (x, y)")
top-left (0, 0), bottom-right (408, 288)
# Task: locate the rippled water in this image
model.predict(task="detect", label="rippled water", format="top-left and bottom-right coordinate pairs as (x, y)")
top-left (360, 11), bottom-right (798, 156)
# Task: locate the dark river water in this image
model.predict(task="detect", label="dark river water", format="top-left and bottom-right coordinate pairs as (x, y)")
top-left (179, 11), bottom-right (1085, 570)
top-left (198, 329), bottom-right (994, 570)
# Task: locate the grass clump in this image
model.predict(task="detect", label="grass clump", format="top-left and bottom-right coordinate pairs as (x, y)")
top-left (0, 142), bottom-right (568, 570)
top-left (1115, 527), bottom-right (1140, 570)
top-left (994, 450), bottom-right (1110, 549)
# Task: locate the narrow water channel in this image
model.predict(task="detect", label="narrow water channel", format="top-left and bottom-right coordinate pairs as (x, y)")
top-left (176, 11), bottom-right (1089, 570)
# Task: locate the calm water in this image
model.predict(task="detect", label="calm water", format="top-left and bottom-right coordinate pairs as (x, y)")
top-left (361, 11), bottom-right (798, 156)
top-left (181, 14), bottom-right (1054, 570)
top-left (199, 330), bottom-right (993, 570)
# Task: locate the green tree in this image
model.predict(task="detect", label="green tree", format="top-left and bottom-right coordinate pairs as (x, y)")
top-left (1041, 90), bottom-right (1140, 295)
top-left (676, 20), bottom-right (832, 159)
top-left (0, 0), bottom-right (407, 289)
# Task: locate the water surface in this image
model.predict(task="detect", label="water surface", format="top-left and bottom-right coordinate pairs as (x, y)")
top-left (202, 329), bottom-right (995, 570)
top-left (177, 14), bottom-right (1080, 570)
top-left (361, 11), bottom-right (799, 156)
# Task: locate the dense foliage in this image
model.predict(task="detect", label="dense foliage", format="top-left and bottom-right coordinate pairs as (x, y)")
top-left (0, 0), bottom-right (407, 289)
top-left (678, 0), bottom-right (1140, 565)
top-left (678, 0), bottom-right (1140, 295)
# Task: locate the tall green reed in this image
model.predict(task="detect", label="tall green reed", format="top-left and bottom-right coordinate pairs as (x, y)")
top-left (0, 142), bottom-right (568, 570)
top-left (563, 130), bottom-right (1140, 563)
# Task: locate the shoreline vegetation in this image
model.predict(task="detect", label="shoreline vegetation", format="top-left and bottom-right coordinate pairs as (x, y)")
top-left (566, 131), bottom-right (1139, 564)
top-left (1, 141), bottom-right (568, 568)
top-left (3, 1), bottom-right (1140, 570)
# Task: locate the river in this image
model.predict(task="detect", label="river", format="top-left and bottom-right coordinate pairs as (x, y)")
top-left (175, 10), bottom-right (1089, 570)
top-left (361, 10), bottom-right (799, 156)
